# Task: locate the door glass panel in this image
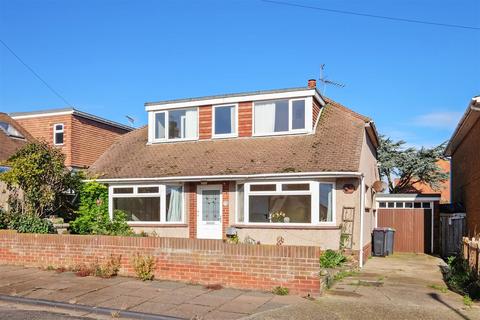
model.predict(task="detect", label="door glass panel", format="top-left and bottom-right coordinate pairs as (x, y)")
top-left (202, 190), bottom-right (221, 222)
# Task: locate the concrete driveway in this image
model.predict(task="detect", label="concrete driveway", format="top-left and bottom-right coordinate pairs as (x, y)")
top-left (248, 254), bottom-right (480, 320)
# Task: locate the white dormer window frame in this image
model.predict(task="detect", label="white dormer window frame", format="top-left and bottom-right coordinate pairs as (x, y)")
top-left (53, 123), bottom-right (64, 145)
top-left (212, 103), bottom-right (238, 139)
top-left (252, 97), bottom-right (312, 137)
top-left (149, 107), bottom-right (199, 143)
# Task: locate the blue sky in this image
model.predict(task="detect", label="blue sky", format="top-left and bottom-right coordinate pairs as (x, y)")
top-left (1, 0), bottom-right (479, 147)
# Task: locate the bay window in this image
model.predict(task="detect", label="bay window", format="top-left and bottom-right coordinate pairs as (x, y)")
top-left (152, 108), bottom-right (198, 142)
top-left (236, 181), bottom-right (335, 225)
top-left (253, 98), bottom-right (308, 135)
top-left (110, 184), bottom-right (184, 224)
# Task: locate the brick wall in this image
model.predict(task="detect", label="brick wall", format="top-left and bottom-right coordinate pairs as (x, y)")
top-left (15, 115), bottom-right (73, 166)
top-left (451, 117), bottom-right (480, 236)
top-left (15, 114), bottom-right (129, 168)
top-left (0, 231), bottom-right (323, 295)
top-left (198, 105), bottom-right (212, 140)
top-left (312, 98), bottom-right (321, 128)
top-left (238, 102), bottom-right (252, 137)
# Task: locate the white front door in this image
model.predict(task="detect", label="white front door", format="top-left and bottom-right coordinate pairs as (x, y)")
top-left (197, 185), bottom-right (223, 239)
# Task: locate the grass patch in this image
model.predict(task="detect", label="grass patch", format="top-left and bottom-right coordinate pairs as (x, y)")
top-left (463, 295), bottom-right (473, 307)
top-left (272, 286), bottom-right (289, 295)
top-left (428, 284), bottom-right (448, 293)
top-left (333, 270), bottom-right (358, 282)
top-left (349, 280), bottom-right (383, 287)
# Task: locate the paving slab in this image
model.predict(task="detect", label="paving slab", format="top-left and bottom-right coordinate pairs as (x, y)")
top-left (219, 294), bottom-right (271, 314)
top-left (188, 293), bottom-right (232, 307)
top-left (130, 301), bottom-right (177, 314)
top-left (164, 303), bottom-right (215, 319)
top-left (203, 310), bottom-right (246, 319)
top-left (97, 294), bottom-right (150, 310)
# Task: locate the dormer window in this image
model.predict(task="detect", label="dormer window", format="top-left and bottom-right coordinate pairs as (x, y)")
top-left (152, 108), bottom-right (198, 142)
top-left (213, 104), bottom-right (237, 138)
top-left (53, 123), bottom-right (64, 145)
top-left (253, 98), bottom-right (308, 136)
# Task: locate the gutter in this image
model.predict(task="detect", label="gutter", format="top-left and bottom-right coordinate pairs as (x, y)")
top-left (445, 97), bottom-right (480, 156)
top-left (88, 171), bottom-right (364, 183)
top-left (359, 175), bottom-right (365, 268)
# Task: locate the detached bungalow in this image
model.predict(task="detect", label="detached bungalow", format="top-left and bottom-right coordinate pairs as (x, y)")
top-left (89, 80), bottom-right (380, 266)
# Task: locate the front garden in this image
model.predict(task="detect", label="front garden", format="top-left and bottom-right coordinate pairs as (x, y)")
top-left (0, 141), bottom-right (133, 237)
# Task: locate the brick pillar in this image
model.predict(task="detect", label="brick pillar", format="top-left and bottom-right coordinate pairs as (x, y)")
top-left (188, 182), bottom-right (197, 239)
top-left (221, 182), bottom-right (230, 239)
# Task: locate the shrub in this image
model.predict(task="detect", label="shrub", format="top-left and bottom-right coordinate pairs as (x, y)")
top-left (131, 253), bottom-right (156, 281)
top-left (8, 213), bottom-right (54, 234)
top-left (0, 208), bottom-right (11, 229)
top-left (272, 286), bottom-right (289, 295)
top-left (0, 141), bottom-right (82, 217)
top-left (94, 255), bottom-right (121, 278)
top-left (445, 255), bottom-right (480, 299)
top-left (319, 250), bottom-right (347, 268)
top-left (70, 181), bottom-right (132, 236)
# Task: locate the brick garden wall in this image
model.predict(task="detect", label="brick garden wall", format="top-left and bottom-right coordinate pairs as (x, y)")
top-left (0, 231), bottom-right (323, 295)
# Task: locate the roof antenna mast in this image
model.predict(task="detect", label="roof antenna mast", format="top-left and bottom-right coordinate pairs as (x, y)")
top-left (125, 115), bottom-right (136, 127)
top-left (319, 64), bottom-right (345, 95)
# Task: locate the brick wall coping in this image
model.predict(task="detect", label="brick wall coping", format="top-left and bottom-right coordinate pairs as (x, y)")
top-left (0, 231), bottom-right (322, 259)
top-left (232, 224), bottom-right (340, 230)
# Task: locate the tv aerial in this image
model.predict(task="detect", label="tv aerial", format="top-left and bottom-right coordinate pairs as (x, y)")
top-left (319, 64), bottom-right (345, 94)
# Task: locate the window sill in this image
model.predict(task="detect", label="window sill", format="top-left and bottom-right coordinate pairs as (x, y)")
top-left (127, 223), bottom-right (188, 228)
top-left (232, 224), bottom-right (340, 230)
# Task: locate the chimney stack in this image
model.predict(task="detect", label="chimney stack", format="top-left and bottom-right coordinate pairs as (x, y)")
top-left (307, 79), bottom-right (316, 88)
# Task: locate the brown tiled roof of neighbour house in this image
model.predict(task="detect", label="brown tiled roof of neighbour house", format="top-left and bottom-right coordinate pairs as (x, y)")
top-left (0, 113), bottom-right (32, 164)
top-left (89, 99), bottom-right (371, 179)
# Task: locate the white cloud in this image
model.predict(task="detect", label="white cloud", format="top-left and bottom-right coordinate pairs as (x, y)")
top-left (412, 111), bottom-right (462, 129)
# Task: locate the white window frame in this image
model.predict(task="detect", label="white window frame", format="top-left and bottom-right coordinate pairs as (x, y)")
top-left (236, 180), bottom-right (336, 226)
top-left (53, 123), bottom-right (64, 145)
top-left (108, 184), bottom-right (185, 225)
top-left (252, 97), bottom-right (312, 137)
top-left (149, 108), bottom-right (199, 143)
top-left (212, 103), bottom-right (238, 139)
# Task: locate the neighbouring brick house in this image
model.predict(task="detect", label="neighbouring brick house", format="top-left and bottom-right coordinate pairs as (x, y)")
top-left (394, 159), bottom-right (451, 203)
top-left (445, 96), bottom-right (480, 236)
top-left (90, 80), bottom-right (380, 267)
top-left (0, 113), bottom-right (33, 209)
top-left (10, 108), bottom-right (134, 169)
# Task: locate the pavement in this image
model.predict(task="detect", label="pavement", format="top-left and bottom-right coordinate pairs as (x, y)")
top-left (0, 265), bottom-right (304, 319)
top-left (0, 254), bottom-right (479, 319)
top-left (248, 254), bottom-right (480, 320)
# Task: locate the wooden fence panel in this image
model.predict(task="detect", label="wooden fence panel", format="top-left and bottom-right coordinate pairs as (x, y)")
top-left (463, 237), bottom-right (480, 278)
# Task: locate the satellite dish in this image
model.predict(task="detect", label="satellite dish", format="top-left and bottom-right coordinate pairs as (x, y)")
top-left (372, 181), bottom-right (387, 193)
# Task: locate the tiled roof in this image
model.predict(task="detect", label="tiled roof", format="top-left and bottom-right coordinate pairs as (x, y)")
top-left (89, 98), bottom-right (369, 179)
top-left (0, 113), bottom-right (32, 164)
